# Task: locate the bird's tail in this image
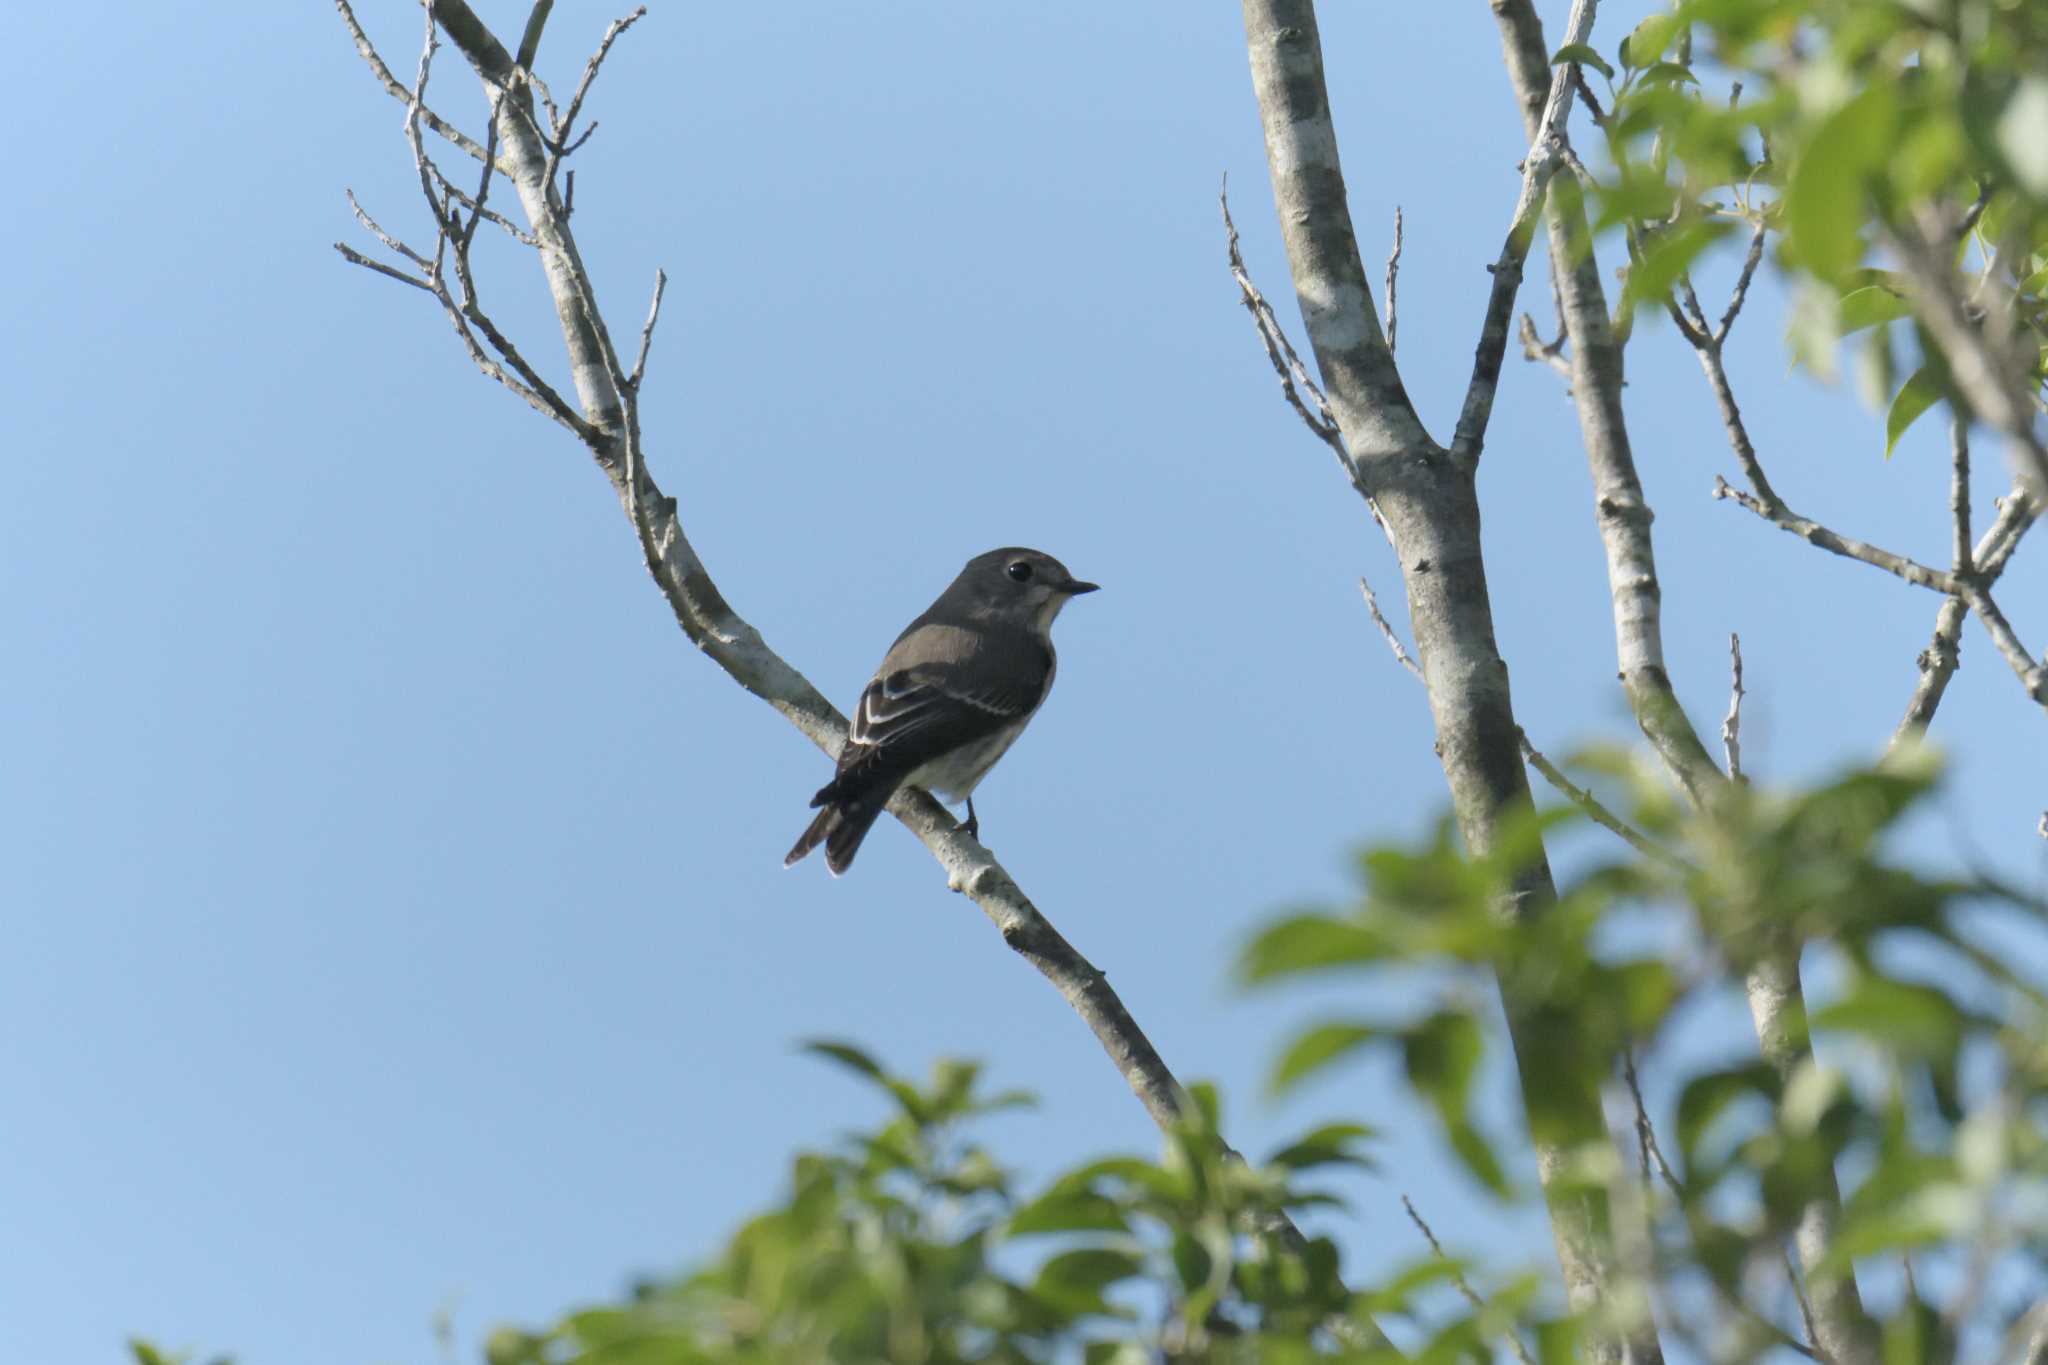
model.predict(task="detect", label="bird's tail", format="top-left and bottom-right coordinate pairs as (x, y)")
top-left (783, 789), bottom-right (886, 876)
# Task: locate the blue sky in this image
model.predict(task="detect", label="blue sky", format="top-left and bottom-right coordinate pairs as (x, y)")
top-left (4, 3), bottom-right (2042, 1363)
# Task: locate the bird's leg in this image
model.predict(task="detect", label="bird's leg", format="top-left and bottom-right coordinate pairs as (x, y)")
top-left (961, 796), bottom-right (979, 842)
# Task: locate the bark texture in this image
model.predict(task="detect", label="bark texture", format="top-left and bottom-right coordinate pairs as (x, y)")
top-left (1240, 4), bottom-right (1648, 1359)
top-left (1489, 4), bottom-right (1876, 1360)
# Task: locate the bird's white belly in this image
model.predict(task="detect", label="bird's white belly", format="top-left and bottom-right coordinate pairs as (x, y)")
top-left (911, 719), bottom-right (1029, 801)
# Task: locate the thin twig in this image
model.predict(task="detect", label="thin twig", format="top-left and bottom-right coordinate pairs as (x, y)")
top-left (1714, 225), bottom-right (1767, 345)
top-left (1519, 734), bottom-right (1687, 869)
top-left (1780, 1246), bottom-right (1825, 1363)
top-left (542, 6), bottom-right (647, 190)
top-left (332, 243), bottom-right (434, 291)
top-left (1952, 419), bottom-right (1975, 577)
top-left (1621, 1052), bottom-right (1684, 1201)
top-left (1958, 583), bottom-right (2048, 707)
top-left (1711, 476), bottom-right (1960, 595)
top-left (345, 188), bottom-right (432, 266)
top-left (1219, 180), bottom-right (1352, 475)
top-left (1402, 1195), bottom-right (1540, 1365)
top-left (334, 0), bottom-right (495, 165)
top-left (1358, 577), bottom-right (1422, 679)
top-left (1892, 484), bottom-right (2040, 741)
top-left (1384, 206), bottom-right (1403, 357)
top-left (1722, 633), bottom-right (1745, 783)
top-left (1448, 0), bottom-right (1595, 463)
top-left (627, 268), bottom-right (667, 390)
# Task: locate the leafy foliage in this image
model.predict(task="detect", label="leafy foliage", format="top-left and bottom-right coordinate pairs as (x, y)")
top-left (1564, 0), bottom-right (2048, 454)
top-left (1243, 747), bottom-right (2048, 1361)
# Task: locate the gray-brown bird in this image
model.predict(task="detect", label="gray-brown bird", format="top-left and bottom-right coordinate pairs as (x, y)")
top-left (784, 547), bottom-right (1098, 875)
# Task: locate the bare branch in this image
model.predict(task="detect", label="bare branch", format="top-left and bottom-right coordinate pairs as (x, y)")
top-left (1491, 0), bottom-right (1725, 810)
top-left (345, 188), bottom-right (432, 266)
top-left (1886, 220), bottom-right (2048, 499)
top-left (1520, 734), bottom-right (1686, 869)
top-left (334, 0), bottom-right (493, 165)
top-left (1714, 224), bottom-right (1767, 344)
top-left (1358, 576), bottom-right (1422, 679)
top-left (1449, 0), bottom-right (1594, 464)
top-left (1712, 476), bottom-right (1960, 594)
top-left (1384, 206), bottom-right (1403, 357)
top-left (332, 242), bottom-right (434, 292)
top-left (1953, 417), bottom-right (1975, 576)
top-left (1958, 584), bottom-right (2048, 709)
top-left (1219, 182), bottom-right (1352, 476)
top-left (627, 268), bottom-right (667, 391)
top-left (514, 0), bottom-right (554, 71)
top-left (1403, 1194), bottom-right (1539, 1365)
top-left (1892, 484), bottom-right (2039, 745)
top-left (543, 7), bottom-right (647, 189)
top-left (1722, 633), bottom-right (1745, 783)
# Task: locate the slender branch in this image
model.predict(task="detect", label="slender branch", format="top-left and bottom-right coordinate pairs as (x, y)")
top-left (1491, 0), bottom-right (1725, 809)
top-left (1449, 0), bottom-right (1594, 464)
top-left (333, 243), bottom-right (433, 292)
top-left (1715, 225), bottom-right (1767, 345)
top-left (1384, 206), bottom-right (1403, 356)
top-left (1359, 577), bottom-right (1422, 679)
top-left (542, 7), bottom-right (646, 190)
top-left (1953, 417), bottom-right (1975, 576)
top-left (514, 0), bottom-right (554, 72)
top-left (1893, 483), bottom-right (2040, 743)
top-left (1712, 476), bottom-right (1960, 594)
top-left (1520, 734), bottom-right (1686, 869)
top-left (1722, 633), bottom-right (1745, 783)
top-left (334, 0), bottom-right (494, 165)
top-left (1957, 584), bottom-right (2048, 708)
top-left (1885, 221), bottom-right (2048, 499)
top-left (1221, 186), bottom-right (1350, 468)
top-left (627, 268), bottom-right (667, 390)
top-left (1402, 1195), bottom-right (1539, 1365)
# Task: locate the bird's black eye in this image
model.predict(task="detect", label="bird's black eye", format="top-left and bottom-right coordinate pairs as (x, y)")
top-left (1005, 560), bottom-right (1033, 583)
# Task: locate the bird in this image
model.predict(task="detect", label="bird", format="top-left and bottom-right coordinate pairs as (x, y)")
top-left (784, 547), bottom-right (1099, 875)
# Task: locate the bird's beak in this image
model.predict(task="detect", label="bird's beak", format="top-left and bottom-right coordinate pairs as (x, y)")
top-left (1063, 579), bottom-right (1101, 595)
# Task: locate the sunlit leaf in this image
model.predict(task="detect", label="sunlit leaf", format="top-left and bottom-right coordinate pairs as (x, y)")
top-left (1884, 364), bottom-right (1945, 458)
top-left (1238, 913), bottom-right (1389, 984)
top-left (1785, 86), bottom-right (1896, 281)
top-left (1007, 1186), bottom-right (1131, 1237)
top-left (1264, 1121), bottom-right (1379, 1173)
top-left (1552, 42), bottom-right (1615, 80)
top-left (1268, 1020), bottom-right (1384, 1097)
top-left (1813, 976), bottom-right (1966, 1057)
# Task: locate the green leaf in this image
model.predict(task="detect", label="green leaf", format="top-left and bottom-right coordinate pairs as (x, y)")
top-left (1264, 1121), bottom-right (1379, 1173)
top-left (798, 1038), bottom-right (885, 1081)
top-left (1619, 14), bottom-right (1681, 70)
top-left (1885, 365), bottom-right (1944, 458)
top-left (1551, 43), bottom-right (1615, 80)
top-left (1786, 86), bottom-right (1896, 282)
top-left (1813, 976), bottom-right (1966, 1057)
top-left (1838, 284), bottom-right (1911, 334)
top-left (1447, 1119), bottom-right (1512, 1197)
top-left (1676, 1062), bottom-right (1777, 1165)
top-left (1637, 61), bottom-right (1700, 87)
top-left (1031, 1247), bottom-right (1144, 1316)
top-left (1997, 77), bottom-right (2048, 197)
top-left (1402, 1010), bottom-right (1483, 1123)
top-left (1267, 1020), bottom-right (1383, 1096)
top-left (1007, 1186), bottom-right (1132, 1237)
top-left (1625, 218), bottom-right (1735, 311)
top-left (1237, 913), bottom-right (1388, 984)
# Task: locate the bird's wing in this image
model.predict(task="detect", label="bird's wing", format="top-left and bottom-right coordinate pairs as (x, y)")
top-left (819, 625), bottom-right (1050, 802)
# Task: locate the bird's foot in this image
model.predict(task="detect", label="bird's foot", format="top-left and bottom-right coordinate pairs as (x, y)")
top-left (960, 797), bottom-right (980, 842)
